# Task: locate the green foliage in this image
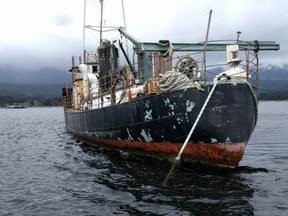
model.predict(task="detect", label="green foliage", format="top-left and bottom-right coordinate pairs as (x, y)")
top-left (0, 83), bottom-right (64, 107)
top-left (0, 96), bottom-right (62, 107)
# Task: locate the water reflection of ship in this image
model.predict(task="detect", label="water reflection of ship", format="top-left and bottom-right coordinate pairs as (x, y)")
top-left (79, 142), bottom-right (255, 215)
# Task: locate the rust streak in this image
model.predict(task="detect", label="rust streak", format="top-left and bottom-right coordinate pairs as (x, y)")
top-left (74, 133), bottom-right (246, 168)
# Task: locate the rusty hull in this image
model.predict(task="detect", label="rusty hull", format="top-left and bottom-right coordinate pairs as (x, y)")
top-left (73, 132), bottom-right (246, 168)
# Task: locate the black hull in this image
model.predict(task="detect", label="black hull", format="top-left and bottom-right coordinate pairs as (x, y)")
top-left (64, 81), bottom-right (257, 167)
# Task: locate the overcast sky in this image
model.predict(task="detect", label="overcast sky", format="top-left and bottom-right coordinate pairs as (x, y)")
top-left (0, 0), bottom-right (285, 71)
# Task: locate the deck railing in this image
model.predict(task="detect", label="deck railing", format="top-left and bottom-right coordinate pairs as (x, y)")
top-left (63, 40), bottom-right (274, 111)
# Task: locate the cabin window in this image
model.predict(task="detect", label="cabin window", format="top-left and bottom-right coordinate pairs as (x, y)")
top-left (92, 66), bottom-right (98, 73)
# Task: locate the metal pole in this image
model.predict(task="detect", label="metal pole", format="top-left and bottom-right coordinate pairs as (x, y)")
top-left (99, 0), bottom-right (104, 43)
top-left (121, 0), bottom-right (130, 59)
top-left (82, 0), bottom-right (87, 64)
top-left (121, 0), bottom-right (127, 30)
top-left (200, 10), bottom-right (212, 83)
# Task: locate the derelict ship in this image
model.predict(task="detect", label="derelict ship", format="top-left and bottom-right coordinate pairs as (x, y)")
top-left (62, 3), bottom-right (279, 168)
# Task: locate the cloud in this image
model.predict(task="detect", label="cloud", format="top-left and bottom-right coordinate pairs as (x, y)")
top-left (53, 15), bottom-right (74, 27)
top-left (0, 0), bottom-right (285, 72)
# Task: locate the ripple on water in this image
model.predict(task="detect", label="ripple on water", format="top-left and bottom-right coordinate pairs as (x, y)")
top-left (1, 103), bottom-right (288, 215)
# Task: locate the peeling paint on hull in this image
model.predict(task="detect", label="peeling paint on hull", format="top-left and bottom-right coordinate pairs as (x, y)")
top-left (64, 82), bottom-right (257, 168)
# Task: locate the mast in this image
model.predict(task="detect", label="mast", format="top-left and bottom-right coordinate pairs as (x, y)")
top-left (121, 0), bottom-right (127, 30)
top-left (200, 9), bottom-right (212, 83)
top-left (99, 0), bottom-right (104, 43)
top-left (82, 0), bottom-right (87, 63)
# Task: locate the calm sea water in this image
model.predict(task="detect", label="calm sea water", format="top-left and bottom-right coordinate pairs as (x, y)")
top-left (0, 101), bottom-right (287, 216)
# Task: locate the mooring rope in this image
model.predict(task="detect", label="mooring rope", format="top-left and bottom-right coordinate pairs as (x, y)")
top-left (159, 71), bottom-right (203, 91)
top-left (163, 80), bottom-right (218, 185)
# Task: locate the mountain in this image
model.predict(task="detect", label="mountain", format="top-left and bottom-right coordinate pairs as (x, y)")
top-left (259, 64), bottom-right (288, 81)
top-left (1, 64), bottom-right (287, 84)
top-left (259, 64), bottom-right (288, 92)
top-left (0, 64), bottom-right (287, 100)
top-left (0, 66), bottom-right (70, 83)
top-left (0, 83), bottom-right (64, 98)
